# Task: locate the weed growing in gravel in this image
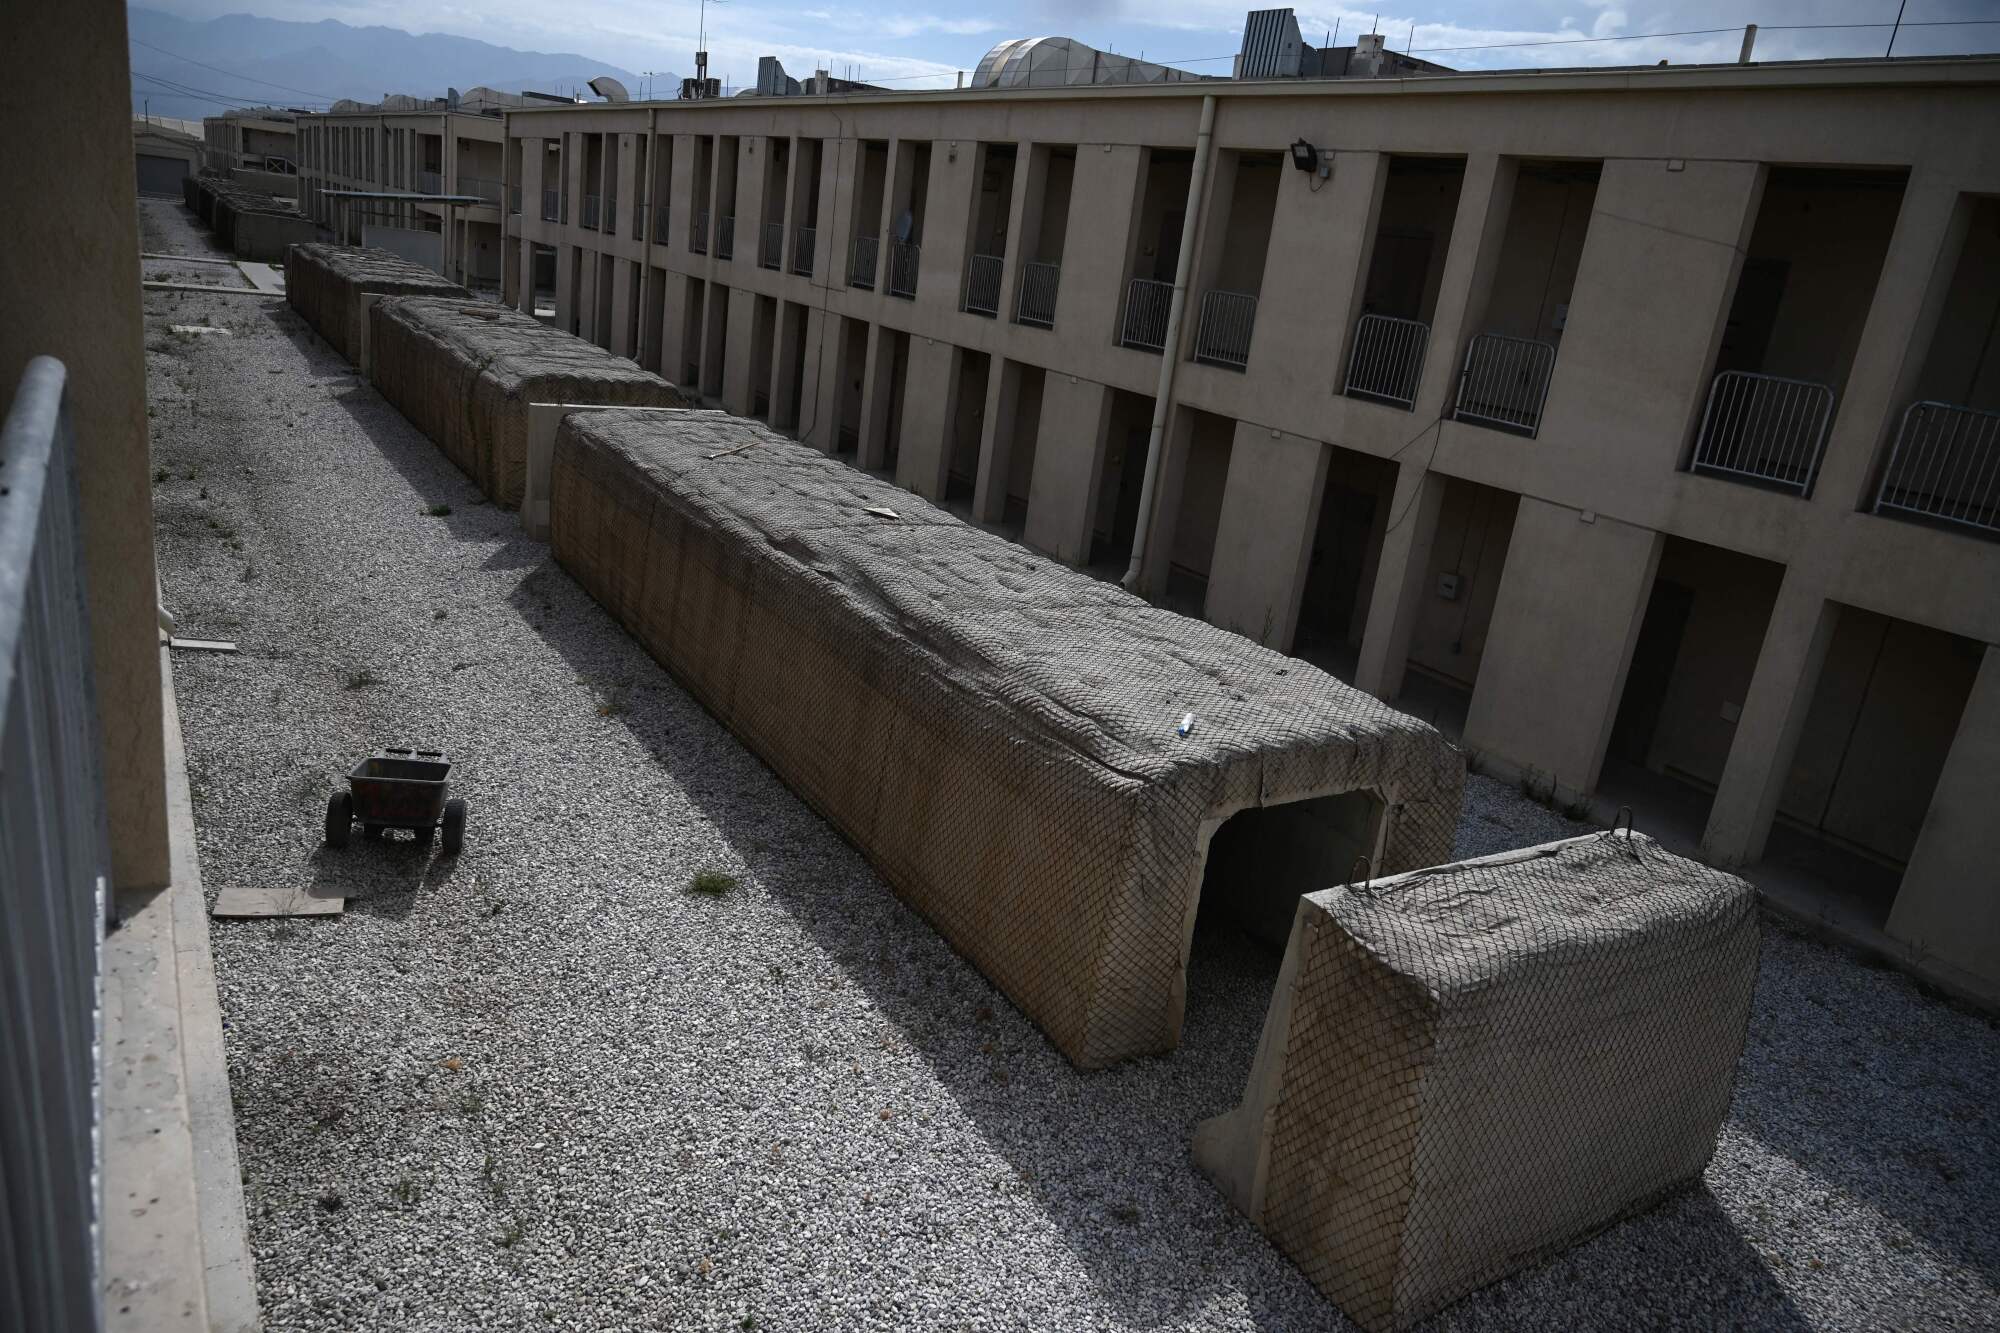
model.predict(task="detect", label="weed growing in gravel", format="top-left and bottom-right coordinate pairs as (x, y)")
top-left (344, 667), bottom-right (379, 690)
top-left (424, 503), bottom-right (453, 517)
top-left (391, 1177), bottom-right (422, 1206)
top-left (497, 1219), bottom-right (524, 1247)
top-left (458, 1089), bottom-right (486, 1115)
top-left (689, 870), bottom-right (738, 896)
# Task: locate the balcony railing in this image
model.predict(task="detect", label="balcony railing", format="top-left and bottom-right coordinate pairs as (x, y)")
top-left (888, 240), bottom-right (920, 299)
top-left (604, 193), bottom-right (618, 236)
top-left (508, 185), bottom-right (522, 215)
top-left (850, 235), bottom-right (879, 290)
top-left (653, 203), bottom-right (671, 245)
top-left (1873, 400), bottom-right (2000, 537)
top-left (462, 176), bottom-right (504, 206)
top-left (1345, 313), bottom-right (1431, 409)
top-left (717, 215), bottom-right (735, 261)
top-left (581, 193), bottom-right (602, 230)
top-left (1455, 333), bottom-right (1557, 437)
top-left (1691, 370), bottom-right (1836, 495)
top-left (1016, 261), bottom-right (1059, 329)
top-left (632, 197), bottom-right (645, 238)
top-left (963, 254), bottom-right (1003, 317)
top-left (761, 221), bottom-right (784, 270)
top-left (418, 169), bottom-right (442, 194)
top-left (542, 189), bottom-right (562, 223)
top-left (792, 226), bottom-right (816, 277)
top-left (1, 357), bottom-right (111, 1332)
top-left (1193, 290), bottom-right (1257, 370)
top-left (690, 209), bottom-right (710, 254)
top-left (1121, 278), bottom-right (1174, 353)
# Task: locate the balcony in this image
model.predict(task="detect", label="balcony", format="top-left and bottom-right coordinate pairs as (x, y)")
top-left (460, 176), bottom-right (504, 207)
top-left (1192, 290), bottom-right (1256, 371)
top-left (1121, 278), bottom-right (1173, 353)
top-left (632, 196), bottom-right (645, 238)
top-left (1690, 370), bottom-right (1835, 495)
top-left (690, 210), bottom-right (709, 254)
top-left (605, 193), bottom-right (618, 237)
top-left (887, 240), bottom-right (919, 300)
top-left (963, 254), bottom-right (1002, 317)
top-left (581, 193), bottom-right (602, 231)
top-left (1455, 333), bottom-right (1556, 437)
top-left (717, 216), bottom-right (735, 261)
top-left (850, 235), bottom-right (879, 290)
top-left (508, 185), bottom-right (522, 215)
top-left (761, 221), bottom-right (784, 271)
top-left (1873, 401), bottom-right (2000, 537)
top-left (653, 203), bottom-right (670, 246)
top-left (1016, 262), bottom-right (1059, 329)
top-left (792, 226), bottom-right (816, 277)
top-left (1344, 314), bottom-right (1431, 409)
top-left (418, 168), bottom-right (442, 194)
top-left (541, 189), bottom-right (563, 224)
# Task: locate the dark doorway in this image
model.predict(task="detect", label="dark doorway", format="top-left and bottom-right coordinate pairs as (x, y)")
top-left (1609, 579), bottom-right (1695, 766)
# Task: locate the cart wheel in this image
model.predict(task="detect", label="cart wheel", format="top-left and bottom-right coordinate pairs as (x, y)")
top-left (440, 799), bottom-right (467, 855)
top-left (362, 823), bottom-right (384, 841)
top-left (324, 791), bottom-right (352, 847)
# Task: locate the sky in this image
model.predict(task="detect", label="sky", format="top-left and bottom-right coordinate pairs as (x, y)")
top-left (139, 0), bottom-right (2000, 93)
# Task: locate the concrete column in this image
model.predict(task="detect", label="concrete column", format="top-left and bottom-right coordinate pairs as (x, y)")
top-left (882, 138), bottom-right (913, 250)
top-left (1054, 145), bottom-right (1145, 340)
top-left (615, 133), bottom-right (640, 244)
top-left (821, 137), bottom-right (860, 285)
top-left (1700, 576), bottom-right (1840, 865)
top-left (670, 134), bottom-right (698, 257)
top-left (798, 308), bottom-right (842, 452)
top-left (554, 243), bottom-right (576, 332)
top-left (1024, 374), bottom-right (1114, 565)
top-left (1886, 644), bottom-right (2000, 984)
top-left (1205, 426), bottom-right (1330, 650)
top-left (1412, 152), bottom-right (1517, 422)
top-left (857, 323), bottom-right (896, 470)
top-left (1247, 151), bottom-right (1385, 395)
top-left (781, 135), bottom-right (806, 270)
top-left (996, 142), bottom-right (1038, 323)
top-left (922, 139), bottom-right (976, 310)
top-left (700, 280), bottom-right (728, 400)
top-left (609, 257), bottom-right (635, 359)
top-left (1807, 175), bottom-right (1971, 511)
top-left (896, 337), bottom-right (960, 498)
top-left (1354, 463), bottom-right (1447, 699)
top-left (972, 358), bottom-right (1022, 524)
top-left (1139, 407), bottom-right (1201, 598)
top-left (722, 285), bottom-right (757, 416)
top-left (1462, 498), bottom-right (1664, 803)
top-left (656, 269), bottom-right (690, 386)
top-left (771, 300), bottom-right (806, 431)
top-left (1178, 149), bottom-right (1241, 361)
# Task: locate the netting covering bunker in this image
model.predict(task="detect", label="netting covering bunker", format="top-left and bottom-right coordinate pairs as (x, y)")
top-left (285, 244), bottom-right (467, 365)
top-left (367, 297), bottom-right (689, 508)
top-left (547, 408), bottom-right (1465, 1068)
top-left (1194, 830), bottom-right (1761, 1331)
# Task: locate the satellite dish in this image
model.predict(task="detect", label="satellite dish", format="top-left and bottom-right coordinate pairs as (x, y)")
top-left (589, 76), bottom-right (631, 102)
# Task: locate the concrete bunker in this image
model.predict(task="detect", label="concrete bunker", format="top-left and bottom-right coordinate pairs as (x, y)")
top-left (285, 243), bottom-right (467, 367)
top-left (543, 408), bottom-right (1465, 1067)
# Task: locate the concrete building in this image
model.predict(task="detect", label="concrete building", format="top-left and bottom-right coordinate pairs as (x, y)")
top-left (202, 105), bottom-right (298, 177)
top-left (134, 116), bottom-right (203, 196)
top-left (294, 94), bottom-right (520, 290)
top-left (499, 53), bottom-right (2000, 1002)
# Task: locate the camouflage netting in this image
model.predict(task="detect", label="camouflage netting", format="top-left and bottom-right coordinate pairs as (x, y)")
top-left (1194, 830), bottom-right (1759, 1331)
top-left (369, 297), bottom-right (689, 508)
top-left (286, 244), bottom-right (467, 365)
top-left (548, 409), bottom-right (1466, 1068)
top-left (183, 173), bottom-right (312, 261)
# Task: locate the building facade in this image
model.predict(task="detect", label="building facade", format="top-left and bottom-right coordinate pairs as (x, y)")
top-left (498, 58), bottom-right (2000, 997)
top-left (202, 106), bottom-right (297, 175)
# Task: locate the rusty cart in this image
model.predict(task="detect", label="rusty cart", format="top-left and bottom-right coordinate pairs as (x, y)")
top-left (325, 748), bottom-right (466, 853)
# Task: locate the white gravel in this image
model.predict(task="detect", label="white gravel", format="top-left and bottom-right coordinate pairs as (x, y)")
top-left (142, 199), bottom-right (2000, 1333)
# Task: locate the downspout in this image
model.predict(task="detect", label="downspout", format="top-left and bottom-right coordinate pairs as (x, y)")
top-left (1122, 91), bottom-right (1217, 594)
top-left (636, 106), bottom-right (660, 364)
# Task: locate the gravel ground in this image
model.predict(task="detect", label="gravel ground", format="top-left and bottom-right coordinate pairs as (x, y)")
top-left (141, 198), bottom-right (2000, 1333)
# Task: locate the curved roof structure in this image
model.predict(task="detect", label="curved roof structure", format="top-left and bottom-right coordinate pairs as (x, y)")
top-left (971, 36), bottom-right (1203, 89)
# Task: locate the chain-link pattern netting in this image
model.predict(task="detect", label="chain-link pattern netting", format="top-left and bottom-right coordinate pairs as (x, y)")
top-left (182, 173), bottom-right (313, 261)
top-left (1213, 831), bottom-right (1758, 1331)
top-left (286, 244), bottom-right (467, 366)
top-left (548, 408), bottom-right (1466, 1068)
top-left (368, 297), bottom-right (689, 507)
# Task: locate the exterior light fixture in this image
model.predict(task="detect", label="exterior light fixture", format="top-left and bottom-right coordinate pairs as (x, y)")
top-left (1290, 138), bottom-right (1320, 173)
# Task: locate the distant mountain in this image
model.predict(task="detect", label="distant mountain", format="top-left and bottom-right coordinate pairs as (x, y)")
top-left (126, 7), bottom-right (660, 120)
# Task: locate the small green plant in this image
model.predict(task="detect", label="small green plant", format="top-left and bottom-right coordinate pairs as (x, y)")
top-left (344, 667), bottom-right (379, 690)
top-left (391, 1177), bottom-right (421, 1206)
top-left (688, 869), bottom-right (738, 896)
top-left (496, 1219), bottom-right (524, 1247)
top-left (458, 1088), bottom-right (485, 1115)
top-left (424, 503), bottom-right (453, 517)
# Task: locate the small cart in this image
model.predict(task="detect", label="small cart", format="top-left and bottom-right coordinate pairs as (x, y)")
top-left (325, 748), bottom-right (466, 853)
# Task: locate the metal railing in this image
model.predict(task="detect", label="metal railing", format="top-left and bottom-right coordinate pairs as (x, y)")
top-left (462, 176), bottom-right (504, 206)
top-left (1016, 261), bottom-right (1059, 329)
top-left (792, 226), bottom-right (816, 276)
top-left (1193, 290), bottom-right (1257, 370)
top-left (581, 193), bottom-right (602, 230)
top-left (604, 193), bottom-right (618, 236)
top-left (1121, 278), bottom-right (1174, 352)
top-left (2, 357), bottom-right (110, 1332)
top-left (963, 254), bottom-right (1003, 317)
top-left (632, 197), bottom-right (645, 237)
top-left (541, 188), bottom-right (562, 223)
top-left (1691, 370), bottom-right (1836, 495)
top-left (653, 202), bottom-right (671, 245)
top-left (1344, 313), bottom-right (1431, 409)
top-left (762, 221), bottom-right (784, 270)
top-left (1873, 400), bottom-right (2000, 536)
top-left (888, 239), bottom-right (920, 299)
top-left (690, 209), bottom-right (710, 254)
top-left (418, 169), bottom-right (442, 194)
top-left (508, 185), bottom-right (522, 215)
top-left (1455, 332), bottom-right (1557, 437)
top-left (717, 215), bottom-right (735, 261)
top-left (850, 235), bottom-right (879, 289)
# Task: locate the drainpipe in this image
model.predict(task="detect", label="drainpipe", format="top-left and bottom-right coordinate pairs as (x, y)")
top-left (1122, 92), bottom-right (1217, 594)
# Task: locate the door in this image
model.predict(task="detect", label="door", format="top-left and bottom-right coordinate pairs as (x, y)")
top-left (136, 153), bottom-right (188, 197)
top-left (1608, 579), bottom-right (1696, 768)
top-left (1716, 258), bottom-right (1789, 375)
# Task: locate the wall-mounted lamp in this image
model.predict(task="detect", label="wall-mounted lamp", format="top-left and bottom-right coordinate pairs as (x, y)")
top-left (1289, 138), bottom-right (1320, 173)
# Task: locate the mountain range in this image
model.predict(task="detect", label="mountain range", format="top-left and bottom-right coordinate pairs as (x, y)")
top-left (127, 7), bottom-right (660, 121)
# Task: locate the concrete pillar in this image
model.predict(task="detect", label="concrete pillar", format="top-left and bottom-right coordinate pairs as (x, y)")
top-left (1886, 645), bottom-right (2000, 985)
top-left (1024, 375), bottom-right (1113, 565)
top-left (656, 270), bottom-right (690, 386)
top-left (616, 133), bottom-right (640, 243)
top-left (857, 323), bottom-right (897, 470)
top-left (1248, 151), bottom-right (1385, 395)
top-left (554, 242), bottom-right (576, 332)
top-left (996, 142), bottom-right (1038, 323)
top-left (798, 308), bottom-right (842, 453)
top-left (822, 137), bottom-right (861, 285)
top-left (1700, 576), bottom-right (1840, 865)
top-left (1139, 408), bottom-right (1200, 598)
top-left (722, 285), bottom-right (757, 416)
top-left (700, 280), bottom-right (728, 400)
top-left (972, 358), bottom-right (1022, 524)
top-left (1354, 463), bottom-right (1447, 698)
top-left (1462, 498), bottom-right (1664, 803)
top-left (1205, 426), bottom-right (1330, 650)
top-left (921, 139), bottom-right (976, 310)
top-left (1179, 150), bottom-right (1242, 361)
top-left (896, 337), bottom-right (961, 499)
top-left (771, 300), bottom-right (806, 431)
top-left (670, 134), bottom-right (698, 258)
top-left (1055, 145), bottom-right (1145, 340)
top-left (609, 257), bottom-right (635, 359)
top-left (734, 137), bottom-right (767, 267)
top-left (1412, 153), bottom-right (1517, 422)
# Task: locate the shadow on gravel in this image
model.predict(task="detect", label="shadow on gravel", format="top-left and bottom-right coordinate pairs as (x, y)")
top-left (501, 547), bottom-right (1813, 1332)
top-left (307, 837), bottom-right (467, 920)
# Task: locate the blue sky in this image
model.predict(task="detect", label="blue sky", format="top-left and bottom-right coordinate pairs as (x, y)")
top-left (140, 0), bottom-right (2000, 92)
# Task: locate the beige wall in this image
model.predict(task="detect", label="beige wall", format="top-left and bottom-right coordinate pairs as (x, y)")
top-left (1, 0), bottom-right (169, 888)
